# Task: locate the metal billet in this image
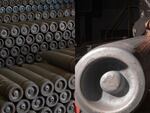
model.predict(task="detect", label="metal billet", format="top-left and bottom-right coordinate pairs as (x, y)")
top-left (75, 36), bottom-right (148, 113)
top-left (25, 53), bottom-right (35, 64)
top-left (36, 63), bottom-right (75, 90)
top-left (0, 69), bottom-right (39, 100)
top-left (5, 57), bottom-right (15, 67)
top-left (66, 100), bottom-right (75, 113)
top-left (31, 96), bottom-right (45, 111)
top-left (5, 37), bottom-right (15, 48)
top-left (53, 103), bottom-right (66, 113)
top-left (0, 75), bottom-right (23, 102)
top-left (16, 99), bottom-right (30, 113)
top-left (46, 93), bottom-right (59, 107)
top-left (40, 51), bottom-right (75, 72)
top-left (58, 40), bottom-right (67, 49)
top-left (10, 66), bottom-right (54, 97)
top-left (60, 89), bottom-right (72, 104)
top-left (39, 107), bottom-right (52, 113)
top-left (0, 99), bottom-right (15, 113)
top-left (49, 41), bottom-right (58, 50)
top-left (23, 64), bottom-right (67, 93)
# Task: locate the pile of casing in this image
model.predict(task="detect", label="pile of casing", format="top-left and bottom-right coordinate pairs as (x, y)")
top-left (0, 48), bottom-right (75, 113)
top-left (0, 0), bottom-right (75, 67)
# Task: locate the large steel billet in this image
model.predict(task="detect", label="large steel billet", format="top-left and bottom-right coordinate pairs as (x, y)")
top-left (36, 63), bottom-right (75, 90)
top-left (0, 69), bottom-right (39, 100)
top-left (16, 99), bottom-right (30, 113)
top-left (0, 74), bottom-right (23, 102)
top-left (0, 99), bottom-right (15, 113)
top-left (10, 66), bottom-right (54, 97)
top-left (75, 36), bottom-right (150, 113)
top-left (40, 51), bottom-right (75, 72)
top-left (23, 64), bottom-right (67, 93)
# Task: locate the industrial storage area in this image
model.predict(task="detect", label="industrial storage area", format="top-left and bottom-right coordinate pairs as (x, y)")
top-left (0, 0), bottom-right (75, 113)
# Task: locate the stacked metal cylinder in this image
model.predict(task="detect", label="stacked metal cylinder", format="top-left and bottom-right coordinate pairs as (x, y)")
top-left (0, 0), bottom-right (75, 68)
top-left (0, 48), bottom-right (75, 113)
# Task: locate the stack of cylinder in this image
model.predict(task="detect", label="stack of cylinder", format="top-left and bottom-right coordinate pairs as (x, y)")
top-left (0, 48), bottom-right (75, 113)
top-left (0, 0), bottom-right (75, 68)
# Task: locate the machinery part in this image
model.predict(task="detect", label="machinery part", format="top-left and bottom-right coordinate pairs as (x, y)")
top-left (5, 57), bottom-right (15, 67)
top-left (58, 40), bottom-right (67, 49)
top-left (60, 90), bottom-right (72, 104)
top-left (31, 96), bottom-right (45, 111)
top-left (36, 63), bottom-right (75, 90)
top-left (16, 35), bottom-right (25, 46)
top-left (40, 51), bottom-right (75, 72)
top-left (66, 100), bottom-right (75, 113)
top-left (16, 99), bottom-right (30, 113)
top-left (36, 33), bottom-right (44, 44)
top-left (11, 66), bottom-right (54, 97)
top-left (75, 36), bottom-right (146, 113)
top-left (0, 69), bottom-right (39, 100)
top-left (49, 41), bottom-right (58, 50)
top-left (53, 103), bottom-right (66, 113)
top-left (5, 37), bottom-right (15, 48)
top-left (39, 107), bottom-right (52, 113)
top-left (46, 93), bottom-right (59, 107)
top-left (0, 100), bottom-right (15, 113)
top-left (21, 44), bottom-right (30, 55)
top-left (0, 75), bottom-right (23, 102)
top-left (23, 64), bottom-right (67, 93)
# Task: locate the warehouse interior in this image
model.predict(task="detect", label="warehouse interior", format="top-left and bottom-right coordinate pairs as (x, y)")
top-left (75, 0), bottom-right (150, 113)
top-left (0, 0), bottom-right (75, 113)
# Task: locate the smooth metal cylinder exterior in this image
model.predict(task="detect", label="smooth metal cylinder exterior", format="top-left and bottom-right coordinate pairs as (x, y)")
top-left (59, 90), bottom-right (72, 104)
top-left (0, 69), bottom-right (39, 100)
top-left (10, 66), bottom-right (54, 97)
top-left (23, 64), bottom-right (67, 93)
top-left (0, 99), bottom-right (15, 113)
top-left (36, 63), bottom-right (75, 90)
top-left (66, 100), bottom-right (75, 113)
top-left (16, 99), bottom-right (30, 113)
top-left (46, 93), bottom-right (59, 107)
top-left (39, 107), bottom-right (52, 113)
top-left (53, 103), bottom-right (66, 113)
top-left (40, 51), bottom-right (75, 72)
top-left (0, 74), bottom-right (23, 102)
top-left (31, 96), bottom-right (45, 111)
top-left (75, 36), bottom-right (147, 113)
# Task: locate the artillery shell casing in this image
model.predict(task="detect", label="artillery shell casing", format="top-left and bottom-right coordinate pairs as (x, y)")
top-left (0, 75), bottom-right (23, 102)
top-left (36, 33), bottom-right (44, 44)
top-left (49, 10), bottom-right (57, 19)
top-left (10, 66), bottom-right (54, 97)
top-left (59, 21), bottom-right (67, 31)
top-left (39, 107), bottom-right (52, 113)
top-left (16, 35), bottom-right (25, 46)
top-left (53, 103), bottom-right (66, 113)
top-left (58, 40), bottom-right (67, 49)
top-left (25, 53), bottom-right (35, 64)
top-left (67, 20), bottom-right (75, 30)
top-left (30, 43), bottom-right (40, 53)
top-left (19, 13), bottom-right (27, 22)
top-left (66, 100), bottom-right (75, 113)
top-left (23, 64), bottom-right (67, 93)
top-left (0, 59), bottom-right (5, 68)
top-left (26, 34), bottom-right (35, 45)
top-left (45, 32), bottom-right (54, 43)
top-left (0, 26), bottom-right (10, 38)
top-left (59, 90), bottom-right (72, 103)
top-left (0, 39), bottom-right (4, 49)
top-left (35, 54), bottom-right (42, 62)
top-left (35, 11), bottom-right (42, 20)
top-left (5, 37), bottom-right (15, 48)
top-left (49, 41), bottom-right (58, 50)
top-left (0, 47), bottom-right (10, 58)
top-left (46, 93), bottom-right (59, 107)
top-left (0, 69), bottom-right (39, 100)
top-left (63, 30), bottom-right (72, 40)
top-left (58, 48), bottom-right (75, 56)
top-left (10, 46), bottom-right (20, 57)
top-left (16, 55), bottom-right (25, 65)
top-left (42, 11), bottom-right (50, 20)
top-left (0, 99), bottom-right (15, 113)
top-left (5, 57), bottom-right (15, 67)
top-left (40, 22), bottom-right (49, 33)
top-left (31, 96), bottom-right (45, 111)
top-left (40, 42), bottom-right (48, 51)
top-left (40, 51), bottom-right (75, 72)
top-left (49, 21), bottom-right (58, 32)
top-left (16, 99), bottom-right (30, 113)
top-left (11, 14), bottom-right (19, 23)
top-left (54, 31), bottom-right (63, 41)
top-left (21, 44), bottom-right (30, 55)
top-left (67, 39), bottom-right (76, 48)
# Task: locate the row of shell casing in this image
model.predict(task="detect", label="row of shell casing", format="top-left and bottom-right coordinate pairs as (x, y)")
top-left (0, 48), bottom-right (75, 113)
top-left (0, 18), bottom-right (75, 68)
